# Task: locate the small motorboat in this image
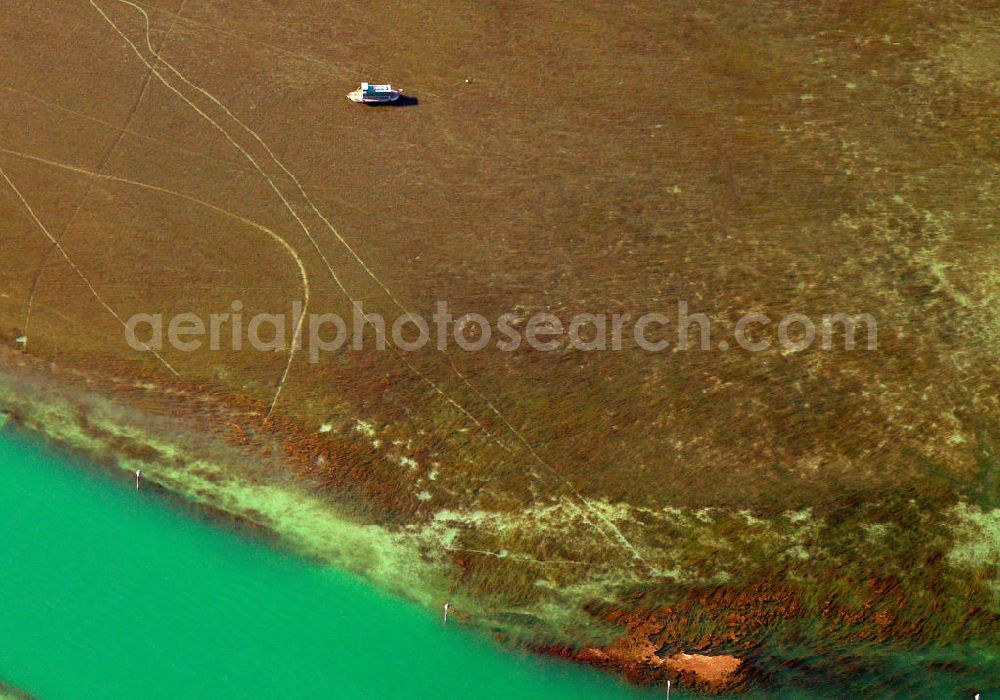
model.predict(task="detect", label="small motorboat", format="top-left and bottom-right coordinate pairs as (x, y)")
top-left (347, 82), bottom-right (402, 104)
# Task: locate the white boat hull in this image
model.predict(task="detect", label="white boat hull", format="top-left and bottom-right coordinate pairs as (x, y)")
top-left (347, 89), bottom-right (402, 104)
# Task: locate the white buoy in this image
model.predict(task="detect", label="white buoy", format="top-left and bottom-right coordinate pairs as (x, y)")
top-left (135, 469), bottom-right (142, 490)
top-left (443, 602), bottom-right (451, 624)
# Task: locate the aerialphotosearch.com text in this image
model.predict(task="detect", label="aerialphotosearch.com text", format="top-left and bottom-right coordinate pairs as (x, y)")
top-left (124, 301), bottom-right (878, 362)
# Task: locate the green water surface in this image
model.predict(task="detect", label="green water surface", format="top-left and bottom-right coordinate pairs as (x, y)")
top-left (0, 433), bottom-right (652, 699)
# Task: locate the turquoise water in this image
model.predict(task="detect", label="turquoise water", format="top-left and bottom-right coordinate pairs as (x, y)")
top-left (0, 433), bottom-right (653, 699)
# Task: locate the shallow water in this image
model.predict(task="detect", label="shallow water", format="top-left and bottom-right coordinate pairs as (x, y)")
top-left (0, 433), bottom-right (652, 699)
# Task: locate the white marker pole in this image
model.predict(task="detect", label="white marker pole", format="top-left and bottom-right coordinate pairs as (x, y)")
top-left (666, 680), bottom-right (670, 699)
top-left (135, 469), bottom-right (142, 490)
top-left (443, 602), bottom-right (450, 624)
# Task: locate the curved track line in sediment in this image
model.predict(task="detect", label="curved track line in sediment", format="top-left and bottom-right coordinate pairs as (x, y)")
top-left (21, 0), bottom-right (187, 354)
top-left (0, 147), bottom-right (310, 419)
top-left (0, 163), bottom-right (179, 375)
top-left (93, 0), bottom-right (649, 567)
top-left (88, 1), bottom-right (502, 436)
